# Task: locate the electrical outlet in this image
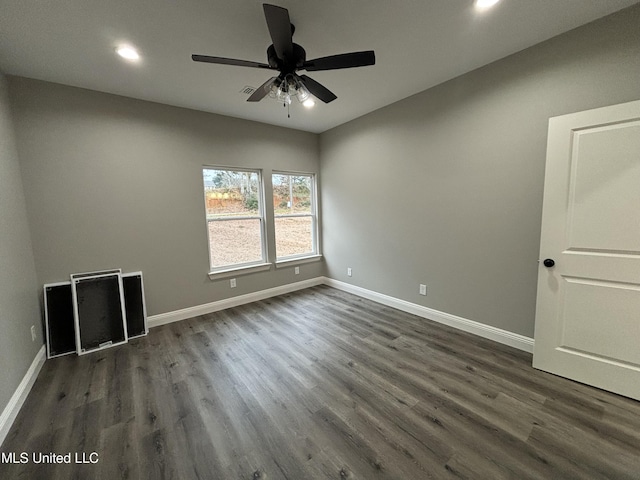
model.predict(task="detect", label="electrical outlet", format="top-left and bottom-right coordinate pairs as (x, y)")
top-left (294, 266), bottom-right (300, 275)
top-left (347, 267), bottom-right (352, 277)
top-left (31, 325), bottom-right (36, 342)
top-left (419, 284), bottom-right (427, 296)
top-left (230, 278), bottom-right (237, 288)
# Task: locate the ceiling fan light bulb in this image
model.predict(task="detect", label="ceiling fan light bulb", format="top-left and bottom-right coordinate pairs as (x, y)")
top-left (297, 85), bottom-right (310, 102)
top-left (269, 82), bottom-right (280, 98)
top-left (276, 87), bottom-right (287, 102)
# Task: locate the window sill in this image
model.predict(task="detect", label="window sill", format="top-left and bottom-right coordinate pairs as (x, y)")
top-left (208, 263), bottom-right (272, 280)
top-left (275, 254), bottom-right (323, 269)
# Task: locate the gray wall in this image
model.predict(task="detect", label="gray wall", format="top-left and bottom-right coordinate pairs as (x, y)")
top-left (0, 73), bottom-right (42, 414)
top-left (9, 78), bottom-right (321, 316)
top-left (320, 6), bottom-right (640, 338)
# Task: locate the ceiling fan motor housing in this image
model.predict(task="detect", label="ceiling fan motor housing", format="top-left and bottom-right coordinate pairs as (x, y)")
top-left (267, 43), bottom-right (306, 72)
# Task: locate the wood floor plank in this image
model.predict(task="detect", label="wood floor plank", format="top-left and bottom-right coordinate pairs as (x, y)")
top-left (2, 285), bottom-right (639, 480)
top-left (97, 417), bottom-right (140, 480)
top-left (136, 427), bottom-right (182, 480)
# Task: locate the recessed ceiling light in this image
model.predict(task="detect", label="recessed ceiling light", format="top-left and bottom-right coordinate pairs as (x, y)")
top-left (475, 0), bottom-right (501, 9)
top-left (302, 99), bottom-right (315, 108)
top-left (116, 45), bottom-right (140, 61)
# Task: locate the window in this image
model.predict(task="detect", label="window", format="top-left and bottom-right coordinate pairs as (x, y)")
top-left (272, 172), bottom-right (317, 260)
top-left (203, 168), bottom-right (266, 271)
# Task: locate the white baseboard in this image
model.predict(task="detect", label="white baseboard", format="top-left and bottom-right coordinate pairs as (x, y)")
top-left (323, 277), bottom-right (534, 353)
top-left (0, 345), bottom-right (46, 447)
top-left (148, 277), bottom-right (325, 328)
top-left (148, 275), bottom-right (533, 353)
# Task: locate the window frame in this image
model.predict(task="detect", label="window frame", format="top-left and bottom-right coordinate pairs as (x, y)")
top-left (202, 166), bottom-right (269, 276)
top-left (272, 170), bottom-right (319, 263)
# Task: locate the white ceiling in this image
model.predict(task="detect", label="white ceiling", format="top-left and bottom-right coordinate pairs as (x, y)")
top-left (1, 0), bottom-right (638, 133)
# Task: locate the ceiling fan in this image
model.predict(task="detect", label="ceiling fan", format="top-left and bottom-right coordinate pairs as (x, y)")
top-left (192, 3), bottom-right (375, 106)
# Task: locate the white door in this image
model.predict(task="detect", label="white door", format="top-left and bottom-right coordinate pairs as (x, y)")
top-left (533, 99), bottom-right (640, 401)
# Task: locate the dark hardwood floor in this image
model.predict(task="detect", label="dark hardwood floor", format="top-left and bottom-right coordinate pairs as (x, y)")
top-left (1, 285), bottom-right (639, 479)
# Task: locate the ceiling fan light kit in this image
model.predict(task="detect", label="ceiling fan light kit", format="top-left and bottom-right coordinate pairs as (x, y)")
top-left (192, 3), bottom-right (375, 116)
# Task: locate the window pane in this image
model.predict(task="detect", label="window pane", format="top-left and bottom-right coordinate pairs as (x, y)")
top-left (208, 219), bottom-right (263, 268)
top-left (273, 174), bottom-right (312, 215)
top-left (275, 216), bottom-right (313, 258)
top-left (204, 169), bottom-right (260, 218)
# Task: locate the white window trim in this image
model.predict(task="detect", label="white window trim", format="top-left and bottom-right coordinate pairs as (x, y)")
top-left (208, 262), bottom-right (272, 280)
top-left (275, 254), bottom-right (323, 268)
top-left (273, 171), bottom-right (319, 262)
top-left (203, 166), bottom-right (268, 274)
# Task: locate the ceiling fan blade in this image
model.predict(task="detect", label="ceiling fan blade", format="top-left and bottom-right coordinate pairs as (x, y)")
top-left (192, 54), bottom-right (272, 70)
top-left (247, 77), bottom-right (279, 102)
top-left (263, 4), bottom-right (293, 61)
top-left (302, 51), bottom-right (375, 71)
top-left (299, 75), bottom-right (337, 103)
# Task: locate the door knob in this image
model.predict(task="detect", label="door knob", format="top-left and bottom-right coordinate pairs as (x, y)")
top-left (543, 258), bottom-right (555, 268)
